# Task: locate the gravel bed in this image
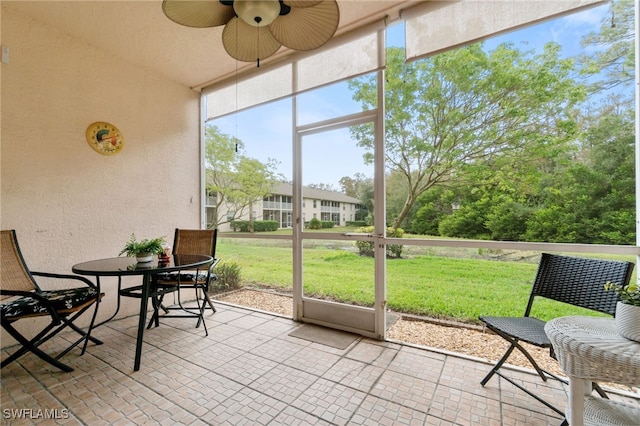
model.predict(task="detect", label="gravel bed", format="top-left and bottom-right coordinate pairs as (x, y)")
top-left (212, 288), bottom-right (637, 394)
top-left (212, 288), bottom-right (559, 372)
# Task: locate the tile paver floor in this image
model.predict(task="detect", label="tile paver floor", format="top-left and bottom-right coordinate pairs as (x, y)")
top-left (2, 302), bottom-right (639, 425)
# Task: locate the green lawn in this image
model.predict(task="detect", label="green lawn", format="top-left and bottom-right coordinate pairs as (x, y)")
top-left (217, 237), bottom-right (635, 325)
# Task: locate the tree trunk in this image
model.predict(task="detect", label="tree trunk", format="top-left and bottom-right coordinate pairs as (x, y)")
top-left (392, 194), bottom-right (415, 230)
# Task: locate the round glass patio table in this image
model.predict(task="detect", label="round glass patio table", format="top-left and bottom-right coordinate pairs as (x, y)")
top-left (73, 254), bottom-right (213, 371)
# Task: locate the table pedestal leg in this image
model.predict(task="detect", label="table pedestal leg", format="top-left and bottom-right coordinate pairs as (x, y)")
top-left (134, 273), bottom-right (150, 371)
top-left (568, 377), bottom-right (590, 426)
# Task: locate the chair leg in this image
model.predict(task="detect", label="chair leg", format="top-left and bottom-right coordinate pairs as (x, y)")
top-left (48, 306), bottom-right (101, 348)
top-left (203, 290), bottom-right (216, 313)
top-left (66, 321), bottom-right (103, 346)
top-left (54, 311), bottom-right (103, 360)
top-left (1, 322), bottom-right (57, 368)
top-left (196, 294), bottom-right (208, 337)
top-left (149, 283), bottom-right (212, 336)
top-left (509, 338), bottom-right (549, 381)
top-left (193, 285), bottom-right (216, 328)
top-left (157, 294), bottom-right (170, 314)
top-left (481, 342), bottom-right (517, 386)
top-left (481, 328), bottom-right (549, 386)
top-left (497, 371), bottom-right (565, 416)
top-left (1, 322), bottom-right (73, 372)
top-left (147, 294), bottom-right (162, 329)
top-left (2, 299), bottom-right (103, 372)
top-left (79, 297), bottom-right (104, 355)
top-left (480, 329), bottom-right (565, 416)
top-left (593, 382), bottom-right (608, 399)
top-left (183, 287), bottom-right (208, 336)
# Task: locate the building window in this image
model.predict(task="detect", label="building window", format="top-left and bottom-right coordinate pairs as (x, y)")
top-left (206, 190), bottom-right (217, 206)
top-left (281, 196), bottom-right (292, 209)
top-left (263, 195), bottom-right (279, 209)
top-left (263, 209), bottom-right (279, 222)
top-left (282, 211), bottom-right (292, 228)
top-left (206, 207), bottom-right (217, 229)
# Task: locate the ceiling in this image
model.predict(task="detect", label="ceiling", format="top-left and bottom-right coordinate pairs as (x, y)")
top-left (4, 0), bottom-right (419, 91)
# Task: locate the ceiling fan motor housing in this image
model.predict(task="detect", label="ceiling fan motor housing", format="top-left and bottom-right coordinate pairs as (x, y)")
top-left (164, 0), bottom-right (339, 62)
top-left (233, 0), bottom-right (281, 27)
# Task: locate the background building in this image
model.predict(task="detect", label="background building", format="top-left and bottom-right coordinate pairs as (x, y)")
top-left (207, 182), bottom-right (363, 231)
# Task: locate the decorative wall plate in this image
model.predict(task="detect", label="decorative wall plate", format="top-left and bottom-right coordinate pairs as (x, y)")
top-left (86, 122), bottom-right (124, 155)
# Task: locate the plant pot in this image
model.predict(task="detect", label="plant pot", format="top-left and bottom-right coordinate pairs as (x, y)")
top-left (615, 301), bottom-right (640, 343)
top-left (136, 252), bottom-right (153, 263)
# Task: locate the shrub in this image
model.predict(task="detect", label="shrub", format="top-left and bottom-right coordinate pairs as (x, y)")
top-left (355, 226), bottom-right (404, 258)
top-left (307, 217), bottom-right (322, 229)
top-left (387, 227), bottom-right (405, 258)
top-left (304, 220), bottom-right (334, 229)
top-left (252, 220), bottom-right (279, 232)
top-left (230, 220), bottom-right (249, 232)
top-left (346, 221), bottom-right (367, 227)
top-left (230, 220), bottom-right (279, 232)
top-left (211, 260), bottom-right (242, 292)
top-left (355, 226), bottom-right (375, 257)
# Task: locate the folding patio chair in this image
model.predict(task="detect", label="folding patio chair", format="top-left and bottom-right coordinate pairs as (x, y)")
top-left (479, 252), bottom-right (634, 416)
top-left (147, 228), bottom-right (219, 335)
top-left (1, 229), bottom-right (104, 372)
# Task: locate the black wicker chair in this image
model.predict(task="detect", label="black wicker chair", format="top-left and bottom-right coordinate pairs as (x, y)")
top-left (479, 253), bottom-right (634, 416)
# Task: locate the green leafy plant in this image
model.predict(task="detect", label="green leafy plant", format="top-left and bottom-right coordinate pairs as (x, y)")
top-left (119, 234), bottom-right (166, 257)
top-left (604, 281), bottom-right (640, 307)
top-left (211, 261), bottom-right (242, 292)
top-left (355, 226), bottom-right (405, 258)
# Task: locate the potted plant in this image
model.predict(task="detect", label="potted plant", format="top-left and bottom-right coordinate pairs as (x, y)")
top-left (119, 234), bottom-right (166, 263)
top-left (604, 281), bottom-right (640, 342)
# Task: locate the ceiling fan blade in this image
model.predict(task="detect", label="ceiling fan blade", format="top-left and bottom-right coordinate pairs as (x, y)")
top-left (222, 17), bottom-right (282, 62)
top-left (162, 0), bottom-right (234, 28)
top-left (269, 0), bottom-right (339, 51)
top-left (283, 0), bottom-right (323, 8)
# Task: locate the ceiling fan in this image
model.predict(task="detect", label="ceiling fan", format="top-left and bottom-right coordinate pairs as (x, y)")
top-left (162, 0), bottom-right (340, 65)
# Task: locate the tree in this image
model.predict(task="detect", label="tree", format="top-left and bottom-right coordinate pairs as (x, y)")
top-left (579, 0), bottom-right (635, 97)
top-left (204, 125), bottom-right (282, 229)
top-left (307, 183), bottom-right (338, 192)
top-left (410, 187), bottom-right (456, 235)
top-left (349, 43), bottom-right (585, 229)
top-left (339, 173), bottom-right (369, 198)
top-left (339, 173), bottom-right (374, 221)
top-left (526, 97), bottom-right (635, 244)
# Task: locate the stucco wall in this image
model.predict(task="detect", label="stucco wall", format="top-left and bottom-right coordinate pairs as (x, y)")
top-left (1, 7), bottom-right (202, 347)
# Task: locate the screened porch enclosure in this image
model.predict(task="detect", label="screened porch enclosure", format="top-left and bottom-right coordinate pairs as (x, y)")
top-left (203, 0), bottom-right (639, 340)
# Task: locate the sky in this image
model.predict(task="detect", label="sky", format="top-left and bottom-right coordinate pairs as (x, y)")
top-left (208, 3), bottom-right (611, 190)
